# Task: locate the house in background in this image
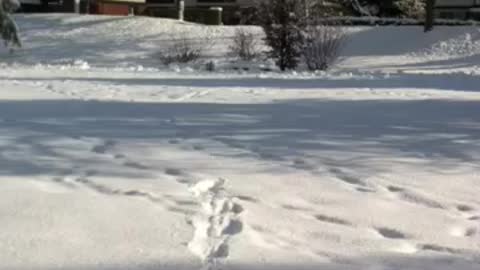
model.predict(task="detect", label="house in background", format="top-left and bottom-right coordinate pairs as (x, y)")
top-left (24, 1), bottom-right (479, 25)
top-left (435, 0), bottom-right (480, 20)
top-left (108, 0), bottom-right (261, 23)
top-left (18, 0), bottom-right (261, 23)
top-left (95, 0), bottom-right (342, 23)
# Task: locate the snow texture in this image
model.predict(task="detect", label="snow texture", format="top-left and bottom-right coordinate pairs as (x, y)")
top-left (1, 14), bottom-right (480, 270)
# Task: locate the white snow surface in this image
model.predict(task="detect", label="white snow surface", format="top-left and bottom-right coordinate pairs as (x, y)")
top-left (1, 14), bottom-right (480, 270)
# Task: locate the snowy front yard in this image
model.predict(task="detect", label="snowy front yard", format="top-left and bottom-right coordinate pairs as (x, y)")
top-left (1, 14), bottom-right (480, 270)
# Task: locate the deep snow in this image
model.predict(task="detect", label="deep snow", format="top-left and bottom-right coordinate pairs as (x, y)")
top-left (1, 14), bottom-right (480, 270)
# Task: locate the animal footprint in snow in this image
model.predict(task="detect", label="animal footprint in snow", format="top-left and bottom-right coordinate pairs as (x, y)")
top-left (114, 153), bottom-right (126, 159)
top-left (212, 243), bottom-right (229, 258)
top-left (165, 168), bottom-right (183, 176)
top-left (418, 244), bottom-right (462, 254)
top-left (387, 186), bottom-right (405, 193)
top-left (235, 195), bottom-right (259, 203)
top-left (91, 139), bottom-right (116, 154)
top-left (176, 178), bottom-right (193, 185)
top-left (293, 158), bottom-right (306, 165)
top-left (221, 219), bottom-right (243, 235)
top-left (292, 158), bottom-right (312, 169)
top-left (450, 226), bottom-right (477, 237)
top-left (356, 187), bottom-right (376, 193)
top-left (168, 139), bottom-right (180, 144)
top-left (124, 161), bottom-right (149, 170)
top-left (85, 170), bottom-right (97, 177)
top-left (51, 175), bottom-right (76, 188)
top-left (374, 227), bottom-right (408, 239)
top-left (455, 204), bottom-right (478, 220)
top-left (456, 204), bottom-right (475, 213)
top-left (386, 185), bottom-right (444, 209)
top-left (282, 204), bottom-right (313, 212)
top-left (314, 214), bottom-right (353, 227)
top-left (329, 168), bottom-right (367, 187)
top-left (193, 145), bottom-right (204, 150)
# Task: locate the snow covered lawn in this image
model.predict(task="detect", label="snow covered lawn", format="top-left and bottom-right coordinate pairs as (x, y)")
top-left (1, 14), bottom-right (480, 270)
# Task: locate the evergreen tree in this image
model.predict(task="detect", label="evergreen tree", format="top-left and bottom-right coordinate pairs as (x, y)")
top-left (258, 0), bottom-right (304, 71)
top-left (394, 0), bottom-right (426, 19)
top-left (342, 0), bottom-right (396, 17)
top-left (0, 0), bottom-right (21, 49)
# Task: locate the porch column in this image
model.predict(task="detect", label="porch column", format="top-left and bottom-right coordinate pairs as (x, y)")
top-left (177, 0), bottom-right (185, 21)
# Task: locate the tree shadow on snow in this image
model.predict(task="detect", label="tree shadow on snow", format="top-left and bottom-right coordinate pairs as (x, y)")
top-left (0, 98), bottom-right (479, 177)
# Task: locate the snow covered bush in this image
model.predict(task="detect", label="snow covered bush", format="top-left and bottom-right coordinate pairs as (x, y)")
top-left (229, 28), bottom-right (260, 61)
top-left (0, 0), bottom-right (21, 49)
top-left (394, 0), bottom-right (425, 19)
top-left (205, 60), bottom-right (215, 71)
top-left (158, 31), bottom-right (211, 65)
top-left (341, 0), bottom-right (386, 16)
top-left (341, 0), bottom-right (426, 18)
top-left (301, 25), bottom-right (346, 71)
top-left (257, 0), bottom-right (304, 71)
top-left (411, 33), bottom-right (480, 61)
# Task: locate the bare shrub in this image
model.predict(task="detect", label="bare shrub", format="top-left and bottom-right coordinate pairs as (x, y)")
top-left (229, 28), bottom-right (260, 60)
top-left (205, 60), bottom-right (216, 71)
top-left (301, 25), bottom-right (346, 71)
top-left (158, 30), bottom-right (214, 65)
top-left (0, 0), bottom-right (22, 49)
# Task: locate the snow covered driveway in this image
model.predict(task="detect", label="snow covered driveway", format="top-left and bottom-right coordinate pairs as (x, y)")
top-left (1, 14), bottom-right (480, 270)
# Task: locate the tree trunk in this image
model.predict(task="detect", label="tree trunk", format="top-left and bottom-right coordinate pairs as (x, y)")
top-left (177, 0), bottom-right (184, 21)
top-left (74, 0), bottom-right (80, 13)
top-left (424, 0), bottom-right (435, 32)
top-left (303, 0), bottom-right (309, 20)
top-left (41, 0), bottom-right (49, 12)
top-left (62, 0), bottom-right (74, 12)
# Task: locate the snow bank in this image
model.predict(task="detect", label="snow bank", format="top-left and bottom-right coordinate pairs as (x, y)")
top-left (0, 14), bottom-right (479, 75)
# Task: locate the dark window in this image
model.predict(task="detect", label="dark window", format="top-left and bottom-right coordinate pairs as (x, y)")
top-left (147, 0), bottom-right (175, 4)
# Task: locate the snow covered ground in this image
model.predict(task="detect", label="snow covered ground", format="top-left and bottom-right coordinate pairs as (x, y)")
top-left (1, 14), bottom-right (480, 270)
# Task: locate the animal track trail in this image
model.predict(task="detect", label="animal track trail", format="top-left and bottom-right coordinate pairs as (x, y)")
top-left (91, 139), bottom-right (149, 170)
top-left (187, 178), bottom-right (243, 269)
top-left (328, 167), bottom-right (377, 193)
top-left (418, 243), bottom-right (464, 255)
top-left (54, 169), bottom-right (202, 217)
top-left (449, 204), bottom-right (479, 238)
top-left (455, 204), bottom-right (480, 221)
top-left (51, 168), bottom-right (168, 206)
top-left (51, 175), bottom-right (77, 189)
top-left (73, 172), bottom-right (162, 203)
top-left (386, 185), bottom-right (444, 209)
top-left (329, 168), bottom-right (367, 186)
